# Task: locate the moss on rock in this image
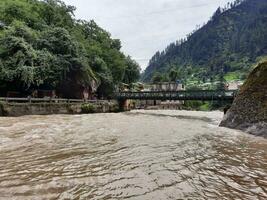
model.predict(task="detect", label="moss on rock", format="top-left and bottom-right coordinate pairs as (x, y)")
top-left (220, 61), bottom-right (267, 137)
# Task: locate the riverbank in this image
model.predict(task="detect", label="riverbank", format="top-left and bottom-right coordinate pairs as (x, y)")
top-left (0, 100), bottom-right (228, 117)
top-left (0, 101), bottom-right (119, 117)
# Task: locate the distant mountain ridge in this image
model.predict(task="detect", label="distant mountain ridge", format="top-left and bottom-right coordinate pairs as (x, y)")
top-left (142, 0), bottom-right (267, 84)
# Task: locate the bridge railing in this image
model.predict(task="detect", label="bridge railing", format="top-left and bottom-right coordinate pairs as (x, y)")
top-left (0, 97), bottom-right (108, 104)
top-left (116, 90), bottom-right (238, 101)
top-left (0, 90), bottom-right (238, 103)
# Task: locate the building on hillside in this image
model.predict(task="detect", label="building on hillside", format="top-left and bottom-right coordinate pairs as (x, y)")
top-left (119, 83), bottom-right (130, 91)
top-left (149, 81), bottom-right (184, 92)
top-left (137, 81), bottom-right (185, 110)
top-left (226, 81), bottom-right (243, 90)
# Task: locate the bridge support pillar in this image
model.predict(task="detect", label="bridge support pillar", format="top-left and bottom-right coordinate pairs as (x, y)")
top-left (118, 99), bottom-right (130, 111)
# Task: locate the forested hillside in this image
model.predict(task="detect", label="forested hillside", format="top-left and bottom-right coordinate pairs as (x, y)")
top-left (0, 0), bottom-right (140, 98)
top-left (143, 0), bottom-right (267, 85)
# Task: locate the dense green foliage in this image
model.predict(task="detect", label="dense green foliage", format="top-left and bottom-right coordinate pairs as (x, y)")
top-left (81, 103), bottom-right (96, 113)
top-left (143, 0), bottom-right (267, 84)
top-left (0, 0), bottom-right (140, 97)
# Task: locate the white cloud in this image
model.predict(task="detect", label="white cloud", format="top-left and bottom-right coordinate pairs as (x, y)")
top-left (63, 0), bottom-right (234, 70)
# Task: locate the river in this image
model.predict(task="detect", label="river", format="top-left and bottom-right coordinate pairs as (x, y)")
top-left (0, 110), bottom-right (266, 199)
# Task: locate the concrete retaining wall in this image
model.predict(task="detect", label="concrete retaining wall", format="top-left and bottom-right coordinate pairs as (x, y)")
top-left (0, 101), bottom-right (119, 117)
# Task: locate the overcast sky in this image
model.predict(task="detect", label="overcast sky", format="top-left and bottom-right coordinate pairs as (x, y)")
top-left (63, 0), bottom-right (234, 70)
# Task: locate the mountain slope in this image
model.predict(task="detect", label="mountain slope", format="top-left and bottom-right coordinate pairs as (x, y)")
top-left (142, 0), bottom-right (267, 83)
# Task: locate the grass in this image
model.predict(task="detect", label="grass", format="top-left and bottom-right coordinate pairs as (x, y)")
top-left (199, 102), bottom-right (210, 111)
top-left (224, 72), bottom-right (240, 81)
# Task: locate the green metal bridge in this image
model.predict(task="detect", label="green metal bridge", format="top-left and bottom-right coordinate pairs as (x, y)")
top-left (116, 90), bottom-right (238, 101)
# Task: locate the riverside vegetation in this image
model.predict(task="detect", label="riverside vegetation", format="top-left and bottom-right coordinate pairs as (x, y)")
top-left (0, 0), bottom-right (141, 98)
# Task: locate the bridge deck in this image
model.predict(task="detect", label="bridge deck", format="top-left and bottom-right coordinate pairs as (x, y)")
top-left (116, 90), bottom-right (238, 101)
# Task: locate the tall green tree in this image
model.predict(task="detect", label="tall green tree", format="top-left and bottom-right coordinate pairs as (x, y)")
top-left (168, 68), bottom-right (180, 82)
top-left (123, 56), bottom-right (141, 84)
top-left (0, 0), bottom-right (141, 97)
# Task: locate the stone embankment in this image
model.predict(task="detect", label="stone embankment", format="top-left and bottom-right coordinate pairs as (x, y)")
top-left (220, 61), bottom-right (267, 137)
top-left (0, 101), bottom-right (119, 117)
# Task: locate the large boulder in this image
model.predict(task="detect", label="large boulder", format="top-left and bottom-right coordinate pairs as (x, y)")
top-left (220, 61), bottom-right (267, 137)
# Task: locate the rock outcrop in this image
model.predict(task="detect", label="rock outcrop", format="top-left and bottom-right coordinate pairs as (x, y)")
top-left (220, 61), bottom-right (267, 137)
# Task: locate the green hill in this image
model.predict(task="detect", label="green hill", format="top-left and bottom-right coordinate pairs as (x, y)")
top-left (142, 0), bottom-right (267, 85)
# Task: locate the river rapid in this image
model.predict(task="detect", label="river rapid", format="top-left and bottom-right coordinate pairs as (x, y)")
top-left (0, 110), bottom-right (266, 200)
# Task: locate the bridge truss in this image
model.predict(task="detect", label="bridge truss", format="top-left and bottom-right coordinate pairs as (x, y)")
top-left (116, 90), bottom-right (238, 101)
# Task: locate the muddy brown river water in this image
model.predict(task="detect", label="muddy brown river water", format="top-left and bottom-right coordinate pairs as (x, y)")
top-left (0, 110), bottom-right (266, 200)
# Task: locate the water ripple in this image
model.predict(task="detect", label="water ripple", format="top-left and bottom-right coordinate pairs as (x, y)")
top-left (0, 111), bottom-right (266, 199)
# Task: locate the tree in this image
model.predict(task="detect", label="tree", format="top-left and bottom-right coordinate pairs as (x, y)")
top-left (0, 0), bottom-right (141, 97)
top-left (143, 0), bottom-right (267, 84)
top-left (168, 68), bottom-right (180, 82)
top-left (212, 7), bottom-right (222, 20)
top-left (0, 22), bottom-right (39, 91)
top-left (152, 72), bottom-right (164, 83)
top-left (216, 72), bottom-right (226, 91)
top-left (123, 56), bottom-right (141, 84)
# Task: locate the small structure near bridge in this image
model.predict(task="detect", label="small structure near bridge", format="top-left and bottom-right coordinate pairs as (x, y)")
top-left (149, 82), bottom-right (184, 92)
top-left (137, 82), bottom-right (185, 109)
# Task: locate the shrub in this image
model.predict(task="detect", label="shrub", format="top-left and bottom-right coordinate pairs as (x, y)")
top-left (81, 103), bottom-right (96, 114)
top-left (0, 101), bottom-right (7, 116)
